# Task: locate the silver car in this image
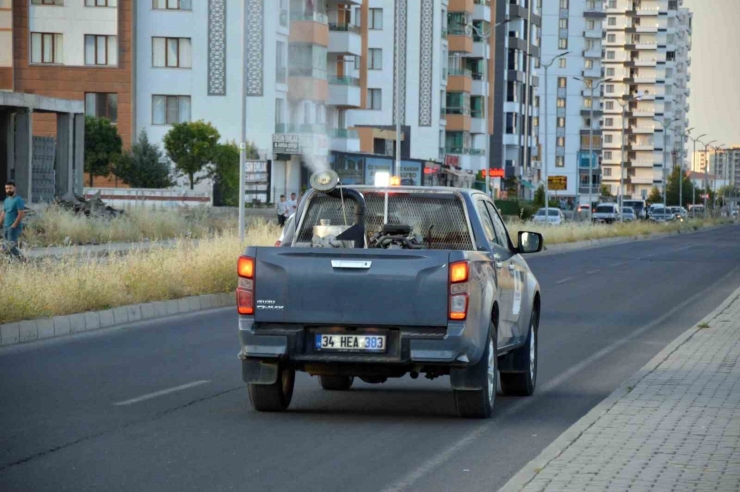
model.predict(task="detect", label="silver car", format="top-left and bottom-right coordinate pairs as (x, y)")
top-left (532, 208), bottom-right (566, 225)
top-left (593, 204), bottom-right (620, 224)
top-left (621, 207), bottom-right (637, 222)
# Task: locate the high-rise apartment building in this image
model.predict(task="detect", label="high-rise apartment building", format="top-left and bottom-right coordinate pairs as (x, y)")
top-left (539, 0), bottom-right (604, 204)
top-left (693, 147), bottom-right (740, 190)
top-left (492, 0), bottom-right (541, 198)
top-left (600, 0), bottom-right (692, 200)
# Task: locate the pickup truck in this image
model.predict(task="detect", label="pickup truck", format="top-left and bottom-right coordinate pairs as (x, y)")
top-left (237, 176), bottom-right (543, 418)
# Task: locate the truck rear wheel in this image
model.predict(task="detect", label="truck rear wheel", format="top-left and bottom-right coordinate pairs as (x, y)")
top-left (500, 305), bottom-right (538, 397)
top-left (454, 327), bottom-right (497, 419)
top-left (319, 375), bottom-right (354, 391)
top-left (248, 361), bottom-right (295, 412)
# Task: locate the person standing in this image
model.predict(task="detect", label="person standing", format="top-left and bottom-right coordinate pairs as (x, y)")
top-left (289, 192), bottom-right (298, 216)
top-left (1, 181), bottom-right (26, 258)
top-left (277, 195), bottom-right (289, 226)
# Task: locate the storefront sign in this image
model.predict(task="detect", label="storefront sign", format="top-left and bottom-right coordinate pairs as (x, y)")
top-left (399, 161), bottom-right (421, 186)
top-left (364, 157), bottom-right (393, 185)
top-left (272, 134), bottom-right (328, 156)
top-left (245, 160), bottom-right (269, 183)
top-left (548, 175), bottom-right (567, 191)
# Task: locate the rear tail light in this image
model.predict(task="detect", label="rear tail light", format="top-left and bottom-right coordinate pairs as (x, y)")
top-left (275, 240), bottom-right (282, 247)
top-left (449, 261), bottom-right (470, 321)
top-left (237, 256), bottom-right (255, 315)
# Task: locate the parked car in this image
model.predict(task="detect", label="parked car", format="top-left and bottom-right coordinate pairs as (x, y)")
top-left (623, 200), bottom-right (647, 220)
top-left (669, 206), bottom-right (688, 222)
top-left (239, 178), bottom-right (544, 419)
top-left (593, 203), bottom-right (620, 224)
top-left (577, 204), bottom-right (591, 213)
top-left (621, 207), bottom-right (637, 222)
top-left (648, 205), bottom-right (675, 222)
top-left (532, 208), bottom-right (566, 225)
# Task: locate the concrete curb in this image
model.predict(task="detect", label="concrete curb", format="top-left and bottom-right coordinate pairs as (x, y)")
top-left (0, 293), bottom-right (236, 348)
top-left (539, 223), bottom-right (732, 257)
top-left (499, 285), bottom-right (740, 492)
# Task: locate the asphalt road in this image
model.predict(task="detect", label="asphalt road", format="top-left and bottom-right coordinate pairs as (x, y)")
top-left (2, 225), bottom-right (740, 492)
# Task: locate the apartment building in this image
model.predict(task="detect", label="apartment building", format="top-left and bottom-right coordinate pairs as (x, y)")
top-left (0, 0), bottom-right (11, 90)
top-left (10, 0), bottom-right (134, 153)
top-left (693, 147), bottom-right (740, 190)
top-left (492, 0), bottom-right (541, 198)
top-left (539, 0), bottom-right (604, 204)
top-left (600, 0), bottom-right (692, 200)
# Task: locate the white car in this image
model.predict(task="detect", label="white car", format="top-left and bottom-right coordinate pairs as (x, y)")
top-left (593, 203), bottom-right (620, 224)
top-left (621, 207), bottom-right (637, 222)
top-left (532, 208), bottom-right (566, 225)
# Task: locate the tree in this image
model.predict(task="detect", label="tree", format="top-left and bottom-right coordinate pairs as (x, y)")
top-left (665, 166), bottom-right (695, 207)
top-left (647, 186), bottom-right (663, 204)
top-left (600, 184), bottom-right (613, 198)
top-left (85, 116), bottom-right (122, 187)
top-left (113, 130), bottom-right (175, 189)
top-left (163, 121), bottom-right (220, 190)
top-left (208, 141), bottom-right (258, 206)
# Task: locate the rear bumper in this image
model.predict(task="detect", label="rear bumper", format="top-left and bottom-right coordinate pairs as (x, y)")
top-left (238, 318), bottom-right (476, 381)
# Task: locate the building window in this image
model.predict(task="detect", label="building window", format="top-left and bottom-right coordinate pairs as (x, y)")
top-left (604, 151), bottom-right (612, 160)
top-left (152, 0), bottom-right (191, 9)
top-left (369, 48), bottom-right (382, 70)
top-left (586, 20), bottom-right (596, 30)
top-left (557, 98), bottom-right (566, 108)
top-left (609, 0), bottom-right (617, 8)
top-left (152, 37), bottom-right (192, 68)
top-left (556, 156), bottom-right (564, 167)
top-left (607, 34), bottom-right (616, 43)
top-left (369, 8), bottom-right (383, 30)
top-left (368, 89), bottom-right (382, 110)
top-left (608, 17), bottom-right (616, 26)
top-left (30, 32), bottom-right (63, 64)
top-left (276, 41), bottom-right (286, 82)
top-left (559, 58), bottom-right (567, 68)
top-left (585, 79), bottom-right (593, 88)
top-left (585, 59), bottom-right (594, 69)
top-left (560, 0), bottom-right (568, 7)
top-left (606, 84), bottom-right (614, 93)
top-left (557, 137), bottom-right (565, 147)
top-left (605, 134), bottom-right (613, 143)
top-left (558, 77), bottom-right (567, 89)
top-left (606, 101), bottom-right (614, 110)
top-left (152, 95), bottom-right (191, 125)
top-left (558, 38), bottom-right (568, 49)
top-left (606, 67), bottom-right (615, 76)
top-left (557, 117), bottom-right (565, 128)
top-left (85, 0), bottom-right (117, 6)
top-left (606, 51), bottom-right (615, 60)
top-left (559, 19), bottom-right (568, 29)
top-left (85, 35), bottom-right (117, 66)
top-left (85, 93), bottom-right (118, 123)
top-left (33, 0), bottom-right (64, 5)
top-left (275, 99), bottom-right (284, 124)
top-left (605, 118), bottom-right (614, 126)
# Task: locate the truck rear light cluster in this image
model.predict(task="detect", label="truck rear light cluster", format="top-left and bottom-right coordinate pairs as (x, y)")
top-left (237, 256), bottom-right (255, 315)
top-left (449, 261), bottom-right (470, 321)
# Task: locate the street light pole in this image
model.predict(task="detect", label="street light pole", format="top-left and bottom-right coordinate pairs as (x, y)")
top-left (690, 134), bottom-right (706, 210)
top-left (703, 139), bottom-right (717, 213)
top-left (615, 99), bottom-right (629, 222)
top-left (652, 116), bottom-right (681, 212)
top-left (713, 144), bottom-right (725, 213)
top-left (395, 0), bottom-right (401, 179)
top-left (680, 128), bottom-right (693, 210)
top-left (540, 51), bottom-right (569, 222)
top-left (238, 0), bottom-right (248, 240)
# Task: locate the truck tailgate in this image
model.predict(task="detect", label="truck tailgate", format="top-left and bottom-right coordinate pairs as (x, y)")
top-left (252, 248), bottom-right (451, 327)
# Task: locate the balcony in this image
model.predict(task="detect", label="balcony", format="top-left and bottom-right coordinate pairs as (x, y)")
top-left (631, 126), bottom-right (655, 134)
top-left (328, 128), bottom-right (360, 153)
top-left (448, 26), bottom-right (473, 53)
top-left (584, 29), bottom-right (602, 39)
top-left (448, 68), bottom-right (473, 92)
top-left (471, 79), bottom-right (488, 96)
top-left (632, 159), bottom-right (657, 168)
top-left (275, 123), bottom-right (326, 134)
top-left (632, 143), bottom-right (655, 151)
top-left (290, 11), bottom-right (329, 46)
top-left (471, 116), bottom-right (486, 134)
top-left (630, 176), bottom-right (654, 185)
top-left (582, 67), bottom-right (601, 78)
top-left (328, 76), bottom-right (361, 107)
top-left (473, 0), bottom-right (491, 22)
top-left (583, 48), bottom-right (602, 59)
top-left (328, 23), bottom-right (362, 56)
top-left (473, 41), bottom-right (489, 59)
top-left (635, 58), bottom-right (658, 66)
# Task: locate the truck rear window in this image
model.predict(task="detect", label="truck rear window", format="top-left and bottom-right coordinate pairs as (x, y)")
top-left (296, 191), bottom-right (474, 251)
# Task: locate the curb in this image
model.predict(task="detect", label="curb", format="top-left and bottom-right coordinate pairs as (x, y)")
top-left (499, 285), bottom-right (740, 492)
top-left (0, 293), bottom-right (236, 347)
top-left (539, 223), bottom-right (733, 256)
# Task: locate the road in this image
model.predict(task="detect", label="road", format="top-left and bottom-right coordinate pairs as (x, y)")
top-left (1, 225), bottom-right (740, 492)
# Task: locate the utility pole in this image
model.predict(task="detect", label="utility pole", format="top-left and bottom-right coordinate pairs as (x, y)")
top-left (394, 0), bottom-right (401, 180)
top-left (469, 19), bottom-right (512, 197)
top-left (574, 77), bottom-right (612, 221)
top-left (652, 117), bottom-right (681, 212)
top-left (690, 134), bottom-right (706, 212)
top-left (703, 139), bottom-right (717, 213)
top-left (540, 51), bottom-right (569, 221)
top-left (680, 128), bottom-right (693, 210)
top-left (614, 99), bottom-right (629, 222)
top-left (238, 0), bottom-right (248, 240)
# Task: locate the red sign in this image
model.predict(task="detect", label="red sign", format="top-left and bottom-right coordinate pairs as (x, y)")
top-left (445, 155), bottom-right (460, 167)
top-left (488, 168), bottom-right (505, 178)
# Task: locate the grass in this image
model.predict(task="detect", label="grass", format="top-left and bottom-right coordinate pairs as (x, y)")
top-left (698, 322), bottom-right (711, 329)
top-left (21, 206), bottom-right (239, 248)
top-left (0, 221), bottom-right (280, 324)
top-left (506, 218), bottom-right (733, 247)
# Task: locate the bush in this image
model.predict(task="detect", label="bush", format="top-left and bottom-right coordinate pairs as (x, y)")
top-left (113, 130), bottom-right (175, 189)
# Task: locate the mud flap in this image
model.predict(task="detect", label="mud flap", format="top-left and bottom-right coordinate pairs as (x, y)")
top-left (450, 365), bottom-right (486, 391)
top-left (242, 359), bottom-right (280, 385)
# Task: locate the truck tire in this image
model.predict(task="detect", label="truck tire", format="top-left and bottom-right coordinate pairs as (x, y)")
top-left (500, 305), bottom-right (538, 397)
top-left (454, 325), bottom-right (497, 419)
top-left (248, 361), bottom-right (295, 412)
top-left (319, 375), bottom-right (354, 391)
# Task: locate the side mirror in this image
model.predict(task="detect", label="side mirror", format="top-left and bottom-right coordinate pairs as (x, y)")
top-left (517, 231), bottom-right (543, 254)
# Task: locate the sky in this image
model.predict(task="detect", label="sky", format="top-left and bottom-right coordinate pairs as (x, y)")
top-left (681, 0), bottom-right (740, 148)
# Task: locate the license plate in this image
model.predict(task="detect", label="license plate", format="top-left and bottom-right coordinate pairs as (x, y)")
top-left (315, 334), bottom-right (386, 353)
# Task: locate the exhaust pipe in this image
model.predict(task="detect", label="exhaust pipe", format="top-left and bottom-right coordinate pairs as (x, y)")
top-left (310, 170), bottom-right (367, 248)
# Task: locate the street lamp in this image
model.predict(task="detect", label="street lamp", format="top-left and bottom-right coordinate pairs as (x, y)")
top-left (652, 116), bottom-right (682, 212)
top-left (468, 19), bottom-right (512, 197)
top-left (679, 127), bottom-right (694, 211)
top-left (612, 96), bottom-right (640, 222)
top-left (690, 133), bottom-right (706, 209)
top-left (702, 139), bottom-right (717, 212)
top-left (574, 76), bottom-right (612, 221)
top-left (540, 51), bottom-right (569, 221)
top-left (712, 144), bottom-right (726, 212)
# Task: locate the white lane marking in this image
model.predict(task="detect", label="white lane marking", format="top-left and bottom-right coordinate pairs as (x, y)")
top-left (639, 243), bottom-right (698, 261)
top-left (586, 269), bottom-right (601, 275)
top-left (555, 277), bottom-right (574, 285)
top-left (610, 262), bottom-right (624, 267)
top-left (113, 380), bottom-right (211, 406)
top-left (380, 269), bottom-right (739, 492)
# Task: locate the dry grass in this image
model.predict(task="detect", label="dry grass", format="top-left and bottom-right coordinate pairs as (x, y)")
top-left (22, 206), bottom-right (237, 247)
top-left (507, 218), bottom-right (732, 247)
top-left (0, 221), bottom-right (280, 324)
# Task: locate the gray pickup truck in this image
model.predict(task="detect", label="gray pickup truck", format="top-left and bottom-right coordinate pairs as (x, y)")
top-left (237, 173), bottom-right (543, 418)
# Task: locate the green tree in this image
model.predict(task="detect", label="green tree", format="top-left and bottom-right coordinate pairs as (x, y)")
top-left (163, 121), bottom-right (220, 190)
top-left (665, 166), bottom-right (695, 207)
top-left (208, 141), bottom-right (258, 206)
top-left (647, 185), bottom-right (663, 204)
top-left (113, 130), bottom-right (175, 189)
top-left (85, 116), bottom-right (122, 187)
top-left (600, 184), bottom-right (613, 198)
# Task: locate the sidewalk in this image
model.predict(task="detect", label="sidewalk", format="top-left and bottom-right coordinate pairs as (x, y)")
top-left (502, 287), bottom-right (740, 492)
